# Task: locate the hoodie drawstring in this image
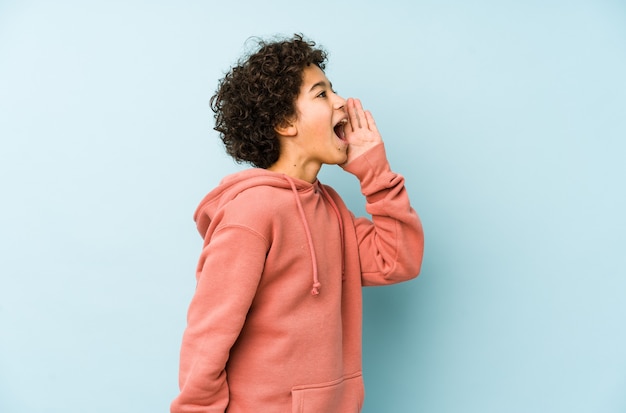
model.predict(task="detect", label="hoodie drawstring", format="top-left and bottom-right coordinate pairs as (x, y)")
top-left (285, 177), bottom-right (346, 296)
top-left (318, 184), bottom-right (345, 280)
top-left (286, 177), bottom-right (322, 296)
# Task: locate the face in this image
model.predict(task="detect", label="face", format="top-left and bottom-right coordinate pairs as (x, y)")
top-left (291, 65), bottom-right (349, 167)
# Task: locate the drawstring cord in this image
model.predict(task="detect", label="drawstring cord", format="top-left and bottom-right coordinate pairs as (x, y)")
top-left (285, 177), bottom-right (346, 296)
top-left (286, 177), bottom-right (322, 296)
top-left (318, 184), bottom-right (345, 279)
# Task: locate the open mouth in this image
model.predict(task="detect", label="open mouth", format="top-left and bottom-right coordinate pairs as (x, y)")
top-left (334, 119), bottom-right (348, 141)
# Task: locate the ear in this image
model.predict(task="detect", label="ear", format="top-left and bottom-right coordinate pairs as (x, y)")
top-left (274, 117), bottom-right (297, 137)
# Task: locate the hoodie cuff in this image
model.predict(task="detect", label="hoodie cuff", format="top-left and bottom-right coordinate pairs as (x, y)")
top-left (341, 143), bottom-right (397, 196)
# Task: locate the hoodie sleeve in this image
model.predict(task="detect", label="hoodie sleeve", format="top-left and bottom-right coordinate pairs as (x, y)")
top-left (341, 143), bottom-right (424, 286)
top-left (170, 224), bottom-right (268, 413)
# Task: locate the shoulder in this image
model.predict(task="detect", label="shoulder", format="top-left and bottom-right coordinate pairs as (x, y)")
top-left (233, 185), bottom-right (295, 211)
top-left (217, 185), bottom-right (294, 233)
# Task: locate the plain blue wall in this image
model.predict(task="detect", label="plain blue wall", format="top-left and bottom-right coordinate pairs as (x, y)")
top-left (1, 1), bottom-right (625, 412)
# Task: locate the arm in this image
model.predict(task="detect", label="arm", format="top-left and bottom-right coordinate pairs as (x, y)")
top-left (171, 225), bottom-right (268, 413)
top-left (341, 98), bottom-right (424, 285)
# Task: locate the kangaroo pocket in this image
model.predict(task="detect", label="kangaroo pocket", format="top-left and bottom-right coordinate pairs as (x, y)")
top-left (291, 371), bottom-right (365, 413)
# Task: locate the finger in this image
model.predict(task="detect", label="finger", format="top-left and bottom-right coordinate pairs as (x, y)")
top-left (347, 98), bottom-right (362, 130)
top-left (348, 98), bottom-right (361, 131)
top-left (364, 110), bottom-right (378, 133)
top-left (354, 98), bottom-right (367, 128)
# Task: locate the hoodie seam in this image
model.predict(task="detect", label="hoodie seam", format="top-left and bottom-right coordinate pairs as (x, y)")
top-left (213, 224), bottom-right (270, 250)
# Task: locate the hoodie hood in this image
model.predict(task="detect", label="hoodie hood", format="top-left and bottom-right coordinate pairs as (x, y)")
top-left (194, 168), bottom-right (306, 238)
top-left (194, 168), bottom-right (344, 296)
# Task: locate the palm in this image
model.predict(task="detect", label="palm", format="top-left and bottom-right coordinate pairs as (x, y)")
top-left (342, 98), bottom-right (383, 166)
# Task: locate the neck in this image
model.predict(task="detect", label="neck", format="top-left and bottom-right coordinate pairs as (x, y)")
top-left (267, 157), bottom-right (321, 183)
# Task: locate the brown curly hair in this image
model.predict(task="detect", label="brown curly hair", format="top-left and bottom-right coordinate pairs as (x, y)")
top-left (210, 34), bottom-right (327, 168)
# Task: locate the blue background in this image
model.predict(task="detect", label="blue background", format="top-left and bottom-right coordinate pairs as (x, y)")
top-left (1, 1), bottom-right (625, 412)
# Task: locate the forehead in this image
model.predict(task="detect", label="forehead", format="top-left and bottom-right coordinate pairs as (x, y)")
top-left (301, 65), bottom-right (330, 91)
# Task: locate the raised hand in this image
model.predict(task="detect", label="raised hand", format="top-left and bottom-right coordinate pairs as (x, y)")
top-left (342, 98), bottom-right (383, 166)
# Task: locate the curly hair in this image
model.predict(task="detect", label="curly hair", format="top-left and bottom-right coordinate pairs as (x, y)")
top-left (210, 34), bottom-right (327, 169)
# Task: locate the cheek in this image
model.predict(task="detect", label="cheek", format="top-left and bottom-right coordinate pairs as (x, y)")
top-left (304, 120), bottom-right (326, 136)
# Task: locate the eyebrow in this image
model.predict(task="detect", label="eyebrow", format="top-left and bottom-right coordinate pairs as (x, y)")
top-left (309, 80), bottom-right (333, 93)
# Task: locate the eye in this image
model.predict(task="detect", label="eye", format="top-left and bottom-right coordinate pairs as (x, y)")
top-left (317, 91), bottom-right (327, 98)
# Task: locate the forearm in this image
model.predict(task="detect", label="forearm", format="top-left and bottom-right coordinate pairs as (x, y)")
top-left (343, 143), bottom-right (424, 285)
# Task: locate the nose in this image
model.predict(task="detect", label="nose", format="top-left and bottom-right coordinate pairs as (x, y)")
top-left (334, 93), bottom-right (346, 110)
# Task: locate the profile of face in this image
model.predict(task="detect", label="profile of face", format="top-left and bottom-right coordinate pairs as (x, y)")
top-left (280, 65), bottom-right (350, 168)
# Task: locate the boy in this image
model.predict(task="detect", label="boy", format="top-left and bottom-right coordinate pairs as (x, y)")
top-left (171, 34), bottom-right (424, 413)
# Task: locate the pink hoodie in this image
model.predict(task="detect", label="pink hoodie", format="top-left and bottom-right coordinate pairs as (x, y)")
top-left (171, 144), bottom-right (424, 413)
